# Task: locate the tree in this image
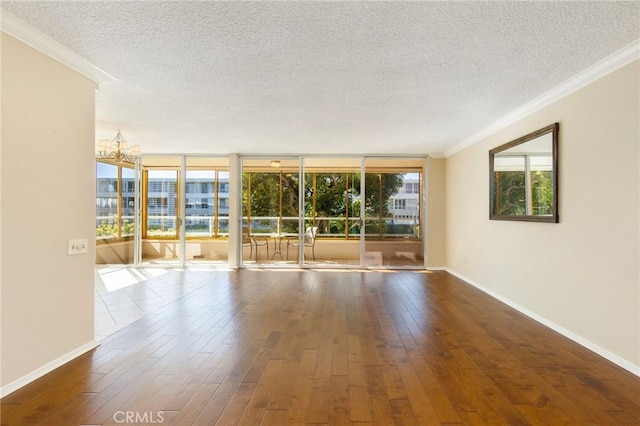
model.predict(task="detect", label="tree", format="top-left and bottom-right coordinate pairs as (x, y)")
top-left (531, 170), bottom-right (553, 215)
top-left (496, 171), bottom-right (526, 215)
top-left (243, 171), bottom-right (404, 237)
top-left (495, 170), bottom-right (553, 216)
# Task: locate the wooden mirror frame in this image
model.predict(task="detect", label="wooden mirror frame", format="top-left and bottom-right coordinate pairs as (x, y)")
top-left (489, 123), bottom-right (559, 223)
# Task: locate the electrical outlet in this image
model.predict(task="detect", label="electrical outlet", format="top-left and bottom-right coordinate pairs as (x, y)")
top-left (68, 238), bottom-right (88, 255)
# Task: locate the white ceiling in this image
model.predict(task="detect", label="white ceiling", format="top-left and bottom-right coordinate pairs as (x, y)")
top-left (2, 1), bottom-right (638, 156)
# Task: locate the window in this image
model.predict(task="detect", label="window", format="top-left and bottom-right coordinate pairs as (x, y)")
top-left (148, 181), bottom-right (163, 192)
top-left (120, 168), bottom-right (135, 237)
top-left (184, 170), bottom-right (215, 237)
top-left (96, 161), bottom-right (135, 241)
top-left (122, 180), bottom-right (135, 193)
top-left (242, 169), bottom-right (421, 240)
top-left (142, 166), bottom-right (229, 239)
top-left (98, 180), bottom-right (117, 193)
top-left (145, 170), bottom-right (178, 238)
top-left (148, 197), bottom-right (168, 209)
top-left (406, 182), bottom-right (419, 193)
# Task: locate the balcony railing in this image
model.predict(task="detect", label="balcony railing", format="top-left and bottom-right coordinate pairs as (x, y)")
top-left (244, 216), bottom-right (419, 239)
top-left (97, 215), bottom-right (419, 240)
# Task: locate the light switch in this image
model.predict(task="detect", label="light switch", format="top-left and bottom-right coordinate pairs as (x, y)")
top-left (68, 238), bottom-right (88, 255)
top-left (76, 238), bottom-right (88, 254)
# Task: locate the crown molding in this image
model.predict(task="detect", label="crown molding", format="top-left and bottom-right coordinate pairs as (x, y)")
top-left (1, 9), bottom-right (115, 84)
top-left (444, 38), bottom-right (640, 158)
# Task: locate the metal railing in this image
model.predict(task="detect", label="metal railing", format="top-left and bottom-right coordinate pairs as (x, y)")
top-left (243, 215), bottom-right (419, 239)
top-left (97, 214), bottom-right (419, 240)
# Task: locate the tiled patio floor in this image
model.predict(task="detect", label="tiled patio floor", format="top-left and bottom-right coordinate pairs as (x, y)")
top-left (94, 265), bottom-right (228, 341)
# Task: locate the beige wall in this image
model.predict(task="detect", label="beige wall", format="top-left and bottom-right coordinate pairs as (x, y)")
top-left (1, 34), bottom-right (98, 389)
top-left (427, 156), bottom-right (446, 267)
top-left (445, 60), bottom-right (640, 371)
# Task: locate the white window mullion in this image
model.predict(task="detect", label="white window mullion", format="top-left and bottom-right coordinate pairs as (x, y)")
top-left (524, 155), bottom-right (532, 215)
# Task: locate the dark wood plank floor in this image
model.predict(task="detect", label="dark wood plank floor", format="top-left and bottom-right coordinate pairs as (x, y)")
top-left (2, 269), bottom-right (639, 425)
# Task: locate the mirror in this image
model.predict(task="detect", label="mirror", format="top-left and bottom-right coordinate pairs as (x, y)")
top-left (489, 123), bottom-right (558, 223)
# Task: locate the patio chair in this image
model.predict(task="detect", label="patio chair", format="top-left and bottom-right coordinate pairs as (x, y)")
top-left (242, 226), bottom-right (254, 260)
top-left (286, 226), bottom-right (318, 261)
top-left (243, 226), bottom-right (269, 262)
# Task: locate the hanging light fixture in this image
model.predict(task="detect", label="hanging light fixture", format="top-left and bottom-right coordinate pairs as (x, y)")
top-left (96, 130), bottom-right (140, 163)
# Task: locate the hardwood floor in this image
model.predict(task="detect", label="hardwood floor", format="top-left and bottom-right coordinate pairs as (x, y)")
top-left (2, 269), bottom-right (639, 425)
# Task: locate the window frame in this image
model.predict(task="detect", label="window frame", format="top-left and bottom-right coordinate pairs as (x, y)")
top-left (242, 168), bottom-right (422, 241)
top-left (142, 165), bottom-right (230, 240)
top-left (96, 159), bottom-right (135, 244)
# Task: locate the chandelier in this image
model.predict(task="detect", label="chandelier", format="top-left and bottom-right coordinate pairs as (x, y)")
top-left (96, 130), bottom-right (140, 163)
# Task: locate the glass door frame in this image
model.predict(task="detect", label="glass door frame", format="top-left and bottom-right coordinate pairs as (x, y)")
top-left (133, 157), bottom-right (142, 264)
top-left (238, 154), bottom-right (427, 270)
top-left (239, 156), bottom-right (303, 268)
top-left (134, 154), bottom-right (230, 268)
top-left (130, 154), bottom-right (427, 269)
top-left (362, 157), bottom-right (426, 269)
top-left (298, 156), bottom-right (365, 269)
top-left (134, 156), bottom-right (184, 266)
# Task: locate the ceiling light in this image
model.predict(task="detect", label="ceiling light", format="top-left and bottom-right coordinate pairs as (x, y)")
top-left (96, 130), bottom-right (140, 163)
top-left (270, 160), bottom-right (281, 168)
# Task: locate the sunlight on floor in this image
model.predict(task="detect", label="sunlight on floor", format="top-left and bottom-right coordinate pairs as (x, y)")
top-left (95, 266), bottom-right (211, 341)
top-left (98, 266), bottom-right (170, 292)
top-left (95, 265), bottom-right (432, 341)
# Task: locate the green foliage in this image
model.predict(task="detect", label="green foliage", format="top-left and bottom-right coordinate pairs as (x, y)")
top-left (147, 223), bottom-right (175, 236)
top-left (122, 220), bottom-right (134, 235)
top-left (496, 171), bottom-right (526, 215)
top-left (96, 221), bottom-right (117, 238)
top-left (249, 173), bottom-right (284, 217)
top-left (363, 173), bottom-right (404, 217)
top-left (495, 170), bottom-right (553, 216)
top-left (532, 171), bottom-right (553, 215)
top-left (96, 219), bottom-right (135, 238)
top-left (243, 171), bottom-right (405, 237)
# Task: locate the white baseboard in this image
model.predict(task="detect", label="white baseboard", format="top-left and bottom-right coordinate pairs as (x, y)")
top-left (441, 268), bottom-right (640, 377)
top-left (1, 340), bottom-right (100, 398)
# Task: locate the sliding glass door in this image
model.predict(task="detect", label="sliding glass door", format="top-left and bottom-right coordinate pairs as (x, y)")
top-left (301, 158), bottom-right (362, 266)
top-left (238, 156), bottom-right (425, 268)
top-left (239, 156), bottom-right (424, 268)
top-left (364, 158), bottom-right (424, 267)
top-left (241, 158), bottom-right (300, 265)
top-left (184, 157), bottom-right (229, 264)
top-left (240, 157), bottom-right (368, 267)
top-left (99, 155), bottom-right (425, 269)
top-left (137, 156), bottom-right (229, 266)
top-left (141, 158), bottom-right (181, 265)
top-left (96, 160), bottom-right (137, 264)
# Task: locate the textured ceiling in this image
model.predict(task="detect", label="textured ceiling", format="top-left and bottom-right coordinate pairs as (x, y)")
top-left (2, 1), bottom-right (639, 156)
